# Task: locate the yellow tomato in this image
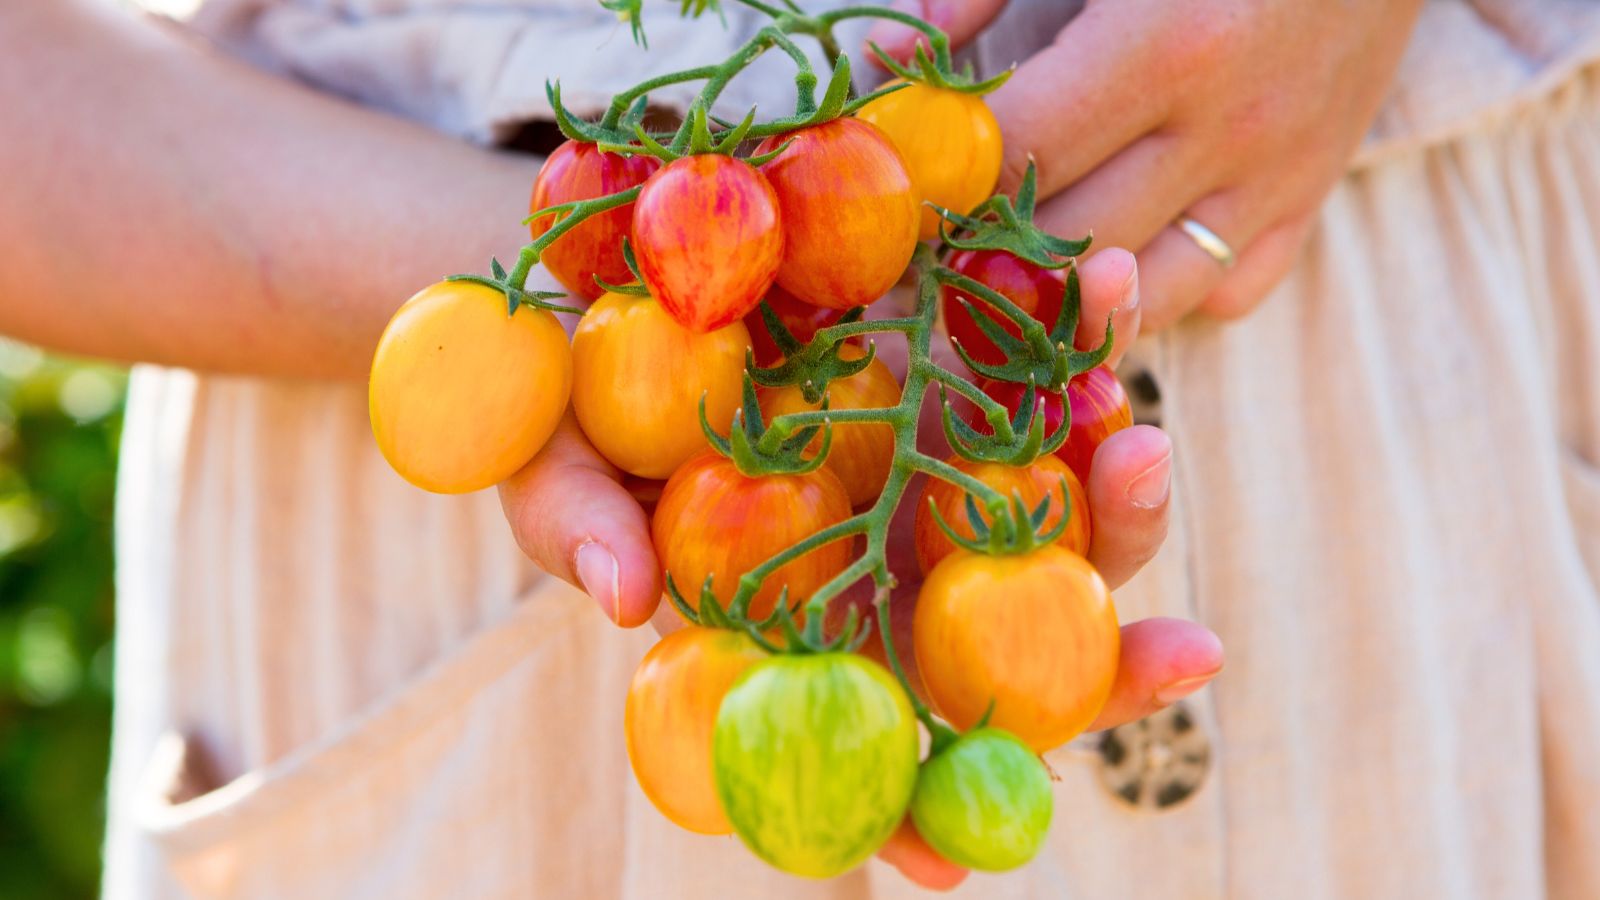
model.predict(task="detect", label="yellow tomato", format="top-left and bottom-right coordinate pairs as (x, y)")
top-left (571, 291), bottom-right (750, 479)
top-left (856, 81), bottom-right (1004, 240)
top-left (369, 281), bottom-right (571, 494)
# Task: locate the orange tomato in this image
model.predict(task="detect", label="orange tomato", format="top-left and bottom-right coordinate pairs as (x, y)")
top-left (625, 626), bottom-right (767, 835)
top-left (369, 280), bottom-right (571, 494)
top-left (570, 291), bottom-right (748, 479)
top-left (915, 545), bottom-right (1119, 751)
top-left (855, 82), bottom-right (1004, 240)
top-left (758, 345), bottom-right (898, 507)
top-left (754, 118), bottom-right (920, 309)
top-left (528, 140), bottom-right (660, 301)
top-left (653, 449), bottom-right (853, 621)
top-left (912, 453), bottom-right (1090, 575)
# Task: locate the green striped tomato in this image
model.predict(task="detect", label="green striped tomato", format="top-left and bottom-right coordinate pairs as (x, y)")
top-left (910, 728), bottom-right (1053, 871)
top-left (712, 653), bottom-right (919, 878)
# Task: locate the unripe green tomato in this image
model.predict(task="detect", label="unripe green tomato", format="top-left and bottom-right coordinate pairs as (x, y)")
top-left (910, 728), bottom-right (1053, 871)
top-left (713, 653), bottom-right (920, 879)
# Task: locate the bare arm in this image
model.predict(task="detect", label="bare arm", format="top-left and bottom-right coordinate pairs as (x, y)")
top-left (0, 0), bottom-right (535, 379)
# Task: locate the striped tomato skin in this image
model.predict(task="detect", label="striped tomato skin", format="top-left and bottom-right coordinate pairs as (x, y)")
top-left (652, 450), bottom-right (853, 622)
top-left (754, 118), bottom-right (920, 310)
top-left (713, 653), bottom-right (919, 878)
top-left (1060, 365), bottom-right (1133, 485)
top-left (632, 154), bottom-right (783, 333)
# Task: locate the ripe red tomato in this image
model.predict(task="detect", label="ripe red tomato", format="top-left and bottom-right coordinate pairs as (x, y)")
top-left (855, 81), bottom-right (1004, 240)
top-left (625, 626), bottom-right (767, 835)
top-left (570, 291), bottom-right (749, 479)
top-left (652, 449), bottom-right (854, 621)
top-left (528, 140), bottom-right (660, 302)
top-left (942, 249), bottom-right (1065, 368)
top-left (714, 652), bottom-right (920, 878)
top-left (632, 154), bottom-right (783, 332)
top-left (910, 728), bottom-right (1053, 871)
top-left (916, 544), bottom-right (1120, 751)
top-left (754, 118), bottom-right (919, 310)
top-left (744, 283), bottom-right (851, 368)
top-left (369, 280), bottom-right (571, 494)
top-left (912, 453), bottom-right (1090, 576)
top-left (967, 367), bottom-right (1133, 487)
top-left (758, 345), bottom-right (899, 507)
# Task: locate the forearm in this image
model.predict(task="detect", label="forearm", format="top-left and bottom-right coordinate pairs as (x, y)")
top-left (0, 0), bottom-right (535, 379)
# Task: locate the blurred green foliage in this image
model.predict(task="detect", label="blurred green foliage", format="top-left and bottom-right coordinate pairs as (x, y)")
top-left (0, 340), bottom-right (125, 899)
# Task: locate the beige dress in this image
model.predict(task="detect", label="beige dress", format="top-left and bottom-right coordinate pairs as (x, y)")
top-left (106, 1), bottom-right (1600, 897)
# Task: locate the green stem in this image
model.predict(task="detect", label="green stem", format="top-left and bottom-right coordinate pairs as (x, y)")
top-left (817, 5), bottom-right (952, 69)
top-left (600, 66), bottom-right (723, 128)
top-left (919, 360), bottom-right (1012, 426)
top-left (811, 317), bottom-right (922, 342)
top-left (513, 185), bottom-right (643, 290)
top-left (729, 514), bottom-right (870, 619)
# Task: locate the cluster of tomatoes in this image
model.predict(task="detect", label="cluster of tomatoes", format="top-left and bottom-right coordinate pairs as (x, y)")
top-left (367, 67), bottom-right (1135, 879)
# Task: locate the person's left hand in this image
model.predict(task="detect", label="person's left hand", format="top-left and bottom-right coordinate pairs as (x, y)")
top-left (870, 0), bottom-right (1426, 330)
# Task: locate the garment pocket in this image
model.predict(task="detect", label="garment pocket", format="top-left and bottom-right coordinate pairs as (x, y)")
top-left (131, 580), bottom-right (649, 900)
top-left (1560, 448), bottom-right (1600, 589)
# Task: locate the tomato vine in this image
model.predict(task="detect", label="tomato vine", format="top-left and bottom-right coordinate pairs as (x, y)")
top-left (462, 0), bottom-right (1105, 742)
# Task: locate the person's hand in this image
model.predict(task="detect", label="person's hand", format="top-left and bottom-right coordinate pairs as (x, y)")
top-left (498, 251), bottom-right (1223, 890)
top-left (869, 0), bottom-right (1425, 330)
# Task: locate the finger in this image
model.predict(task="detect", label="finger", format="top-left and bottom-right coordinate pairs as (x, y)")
top-left (1071, 246), bottom-right (1141, 366)
top-left (499, 414), bottom-right (662, 628)
top-left (1085, 424), bottom-right (1170, 589)
top-left (878, 818), bottom-right (970, 891)
top-left (1133, 190), bottom-right (1270, 332)
top-left (986, 5), bottom-right (1169, 198)
top-left (1196, 212), bottom-right (1315, 320)
top-left (1034, 134), bottom-right (1213, 261)
top-left (865, 0), bottom-right (1010, 67)
top-left (1089, 616), bottom-right (1225, 731)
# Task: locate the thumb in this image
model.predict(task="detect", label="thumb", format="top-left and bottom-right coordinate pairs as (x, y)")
top-left (865, 0), bottom-right (1010, 69)
top-left (499, 414), bottom-right (662, 628)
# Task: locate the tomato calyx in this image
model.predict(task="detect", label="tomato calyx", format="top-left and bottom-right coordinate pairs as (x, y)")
top-left (927, 483), bottom-right (1075, 559)
top-left (935, 161), bottom-right (1089, 268)
top-left (867, 40), bottom-right (1013, 96)
top-left (444, 259), bottom-right (582, 318)
top-left (937, 376), bottom-right (1069, 467)
top-left (546, 80), bottom-right (661, 148)
top-left (938, 260), bottom-right (1113, 390)
top-left (700, 373), bottom-right (835, 478)
top-left (747, 304), bottom-right (879, 401)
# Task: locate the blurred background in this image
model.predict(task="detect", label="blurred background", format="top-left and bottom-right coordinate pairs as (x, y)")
top-left (0, 340), bottom-right (126, 898)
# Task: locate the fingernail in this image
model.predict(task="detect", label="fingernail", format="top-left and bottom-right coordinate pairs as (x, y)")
top-left (1155, 671), bottom-right (1219, 705)
top-left (1126, 451), bottom-right (1171, 509)
top-left (1119, 261), bottom-right (1140, 313)
top-left (574, 541), bottom-right (621, 624)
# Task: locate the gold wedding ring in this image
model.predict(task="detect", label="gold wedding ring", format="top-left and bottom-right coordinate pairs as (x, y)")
top-left (1175, 215), bottom-right (1237, 269)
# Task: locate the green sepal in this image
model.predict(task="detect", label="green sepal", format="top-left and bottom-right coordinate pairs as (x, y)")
top-left (935, 161), bottom-right (1091, 267)
top-left (590, 237), bottom-right (653, 296)
top-left (748, 307), bottom-right (871, 401)
top-left (928, 481), bottom-right (1073, 558)
top-left (866, 40), bottom-right (1012, 95)
top-left (443, 271), bottom-right (582, 317)
top-left (943, 263), bottom-right (1113, 390)
top-left (698, 373), bottom-right (833, 477)
top-left (940, 378), bottom-right (1068, 466)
